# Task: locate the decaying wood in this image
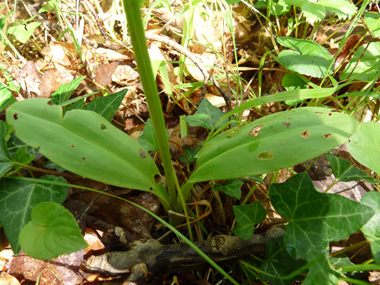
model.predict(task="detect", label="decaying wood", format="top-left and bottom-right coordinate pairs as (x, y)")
top-left (82, 226), bottom-right (285, 279)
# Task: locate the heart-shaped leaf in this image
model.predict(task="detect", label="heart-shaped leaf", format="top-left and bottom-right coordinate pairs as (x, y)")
top-left (190, 107), bottom-right (359, 183)
top-left (19, 202), bottom-right (88, 260)
top-left (277, 37), bottom-right (334, 78)
top-left (347, 121), bottom-right (380, 175)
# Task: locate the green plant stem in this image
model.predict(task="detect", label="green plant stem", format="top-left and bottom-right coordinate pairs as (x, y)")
top-left (122, 0), bottom-right (177, 213)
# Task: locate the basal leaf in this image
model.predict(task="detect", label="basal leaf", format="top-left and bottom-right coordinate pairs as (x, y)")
top-left (325, 155), bottom-right (378, 183)
top-left (270, 173), bottom-right (374, 261)
top-left (347, 121), bottom-right (380, 174)
top-left (361, 191), bottom-right (380, 263)
top-left (190, 107), bottom-right (358, 183)
top-left (19, 202), bottom-right (88, 260)
top-left (6, 98), bottom-right (168, 206)
top-left (0, 121), bottom-right (14, 177)
top-left (340, 42), bottom-right (380, 82)
top-left (51, 76), bottom-right (85, 105)
top-left (232, 201), bottom-right (266, 240)
top-left (214, 179), bottom-right (243, 199)
top-left (84, 88), bottom-right (127, 122)
top-left (277, 37), bottom-right (334, 78)
top-left (0, 176), bottom-right (68, 254)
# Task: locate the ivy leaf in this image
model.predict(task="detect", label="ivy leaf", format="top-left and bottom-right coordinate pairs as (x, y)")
top-left (261, 236), bottom-right (306, 285)
top-left (0, 176), bottom-right (69, 254)
top-left (325, 155), bottom-right (378, 183)
top-left (361, 191), bottom-right (380, 263)
top-left (19, 202), bottom-right (88, 260)
top-left (7, 22), bottom-right (41, 44)
top-left (84, 88), bottom-right (128, 122)
top-left (51, 76), bottom-right (85, 105)
top-left (137, 119), bottom-right (169, 151)
top-left (13, 146), bottom-right (36, 171)
top-left (214, 179), bottom-right (244, 199)
top-left (232, 201), bottom-right (266, 240)
top-left (270, 173), bottom-right (374, 261)
top-left (184, 99), bottom-right (229, 130)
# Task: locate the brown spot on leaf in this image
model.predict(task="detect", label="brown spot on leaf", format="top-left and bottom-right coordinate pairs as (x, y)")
top-left (82, 157), bottom-right (86, 160)
top-left (71, 144), bottom-right (75, 148)
top-left (324, 133), bottom-right (331, 139)
top-left (249, 125), bottom-right (263, 137)
top-left (301, 130), bottom-right (309, 138)
top-left (100, 124), bottom-right (107, 130)
top-left (13, 114), bottom-right (18, 120)
top-left (283, 122), bottom-right (291, 128)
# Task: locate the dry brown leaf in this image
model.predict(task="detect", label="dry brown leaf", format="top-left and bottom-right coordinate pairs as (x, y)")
top-left (0, 272), bottom-right (20, 285)
top-left (95, 62), bottom-right (119, 87)
top-left (39, 68), bottom-right (73, 97)
top-left (7, 250), bottom-right (83, 285)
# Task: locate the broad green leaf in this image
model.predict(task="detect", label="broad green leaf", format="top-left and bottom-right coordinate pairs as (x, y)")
top-left (0, 121), bottom-right (14, 177)
top-left (6, 98), bottom-right (169, 206)
top-left (190, 107), bottom-right (358, 183)
top-left (19, 202), bottom-right (88, 260)
top-left (0, 85), bottom-right (15, 112)
top-left (277, 37), bottom-right (334, 78)
top-left (7, 22), bottom-right (41, 44)
top-left (51, 76), bottom-right (85, 105)
top-left (270, 173), bottom-right (374, 261)
top-left (231, 201), bottom-right (266, 240)
top-left (325, 155), bottom-right (378, 183)
top-left (13, 146), bottom-right (36, 171)
top-left (0, 176), bottom-right (68, 254)
top-left (347, 121), bottom-right (380, 174)
top-left (364, 12), bottom-right (380, 38)
top-left (214, 179), bottom-right (243, 199)
top-left (84, 88), bottom-right (127, 122)
top-left (361, 191), bottom-right (380, 263)
top-left (137, 119), bottom-right (160, 151)
top-left (261, 236), bottom-right (306, 285)
top-left (340, 42), bottom-right (380, 82)
top-left (319, 0), bottom-right (356, 20)
top-left (184, 99), bottom-right (229, 130)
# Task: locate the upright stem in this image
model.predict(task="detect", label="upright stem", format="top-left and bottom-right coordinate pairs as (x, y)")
top-left (122, 0), bottom-right (177, 211)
